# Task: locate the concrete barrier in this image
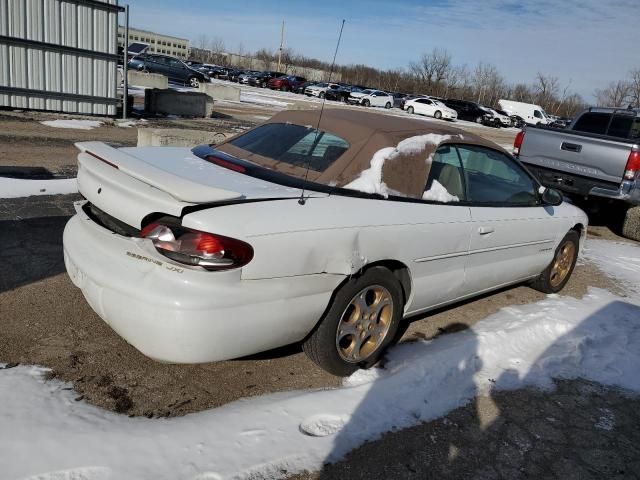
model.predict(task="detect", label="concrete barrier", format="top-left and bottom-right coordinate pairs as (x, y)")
top-left (127, 71), bottom-right (169, 90)
top-left (144, 89), bottom-right (214, 118)
top-left (137, 128), bottom-right (229, 147)
top-left (199, 83), bottom-right (241, 102)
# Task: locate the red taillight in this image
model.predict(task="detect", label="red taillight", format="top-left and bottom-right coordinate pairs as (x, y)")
top-left (513, 130), bottom-right (525, 155)
top-left (624, 150), bottom-right (640, 180)
top-left (140, 223), bottom-right (253, 270)
top-left (205, 155), bottom-right (246, 173)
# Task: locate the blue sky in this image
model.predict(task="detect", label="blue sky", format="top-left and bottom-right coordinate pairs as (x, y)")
top-left (128, 0), bottom-right (638, 100)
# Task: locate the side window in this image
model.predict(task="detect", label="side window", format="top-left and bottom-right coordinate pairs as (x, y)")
top-left (423, 145), bottom-right (465, 203)
top-left (572, 112), bottom-right (611, 135)
top-left (456, 145), bottom-right (538, 206)
top-left (607, 115), bottom-right (634, 139)
top-left (534, 110), bottom-right (542, 119)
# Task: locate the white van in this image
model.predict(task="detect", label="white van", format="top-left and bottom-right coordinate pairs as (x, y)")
top-left (498, 99), bottom-right (551, 126)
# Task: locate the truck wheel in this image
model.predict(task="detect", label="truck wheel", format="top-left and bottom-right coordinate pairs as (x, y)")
top-left (622, 206), bottom-right (640, 242)
top-left (302, 266), bottom-right (403, 376)
top-left (530, 230), bottom-right (579, 294)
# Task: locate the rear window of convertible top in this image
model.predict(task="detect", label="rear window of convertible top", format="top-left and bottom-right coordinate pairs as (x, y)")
top-left (228, 123), bottom-right (350, 172)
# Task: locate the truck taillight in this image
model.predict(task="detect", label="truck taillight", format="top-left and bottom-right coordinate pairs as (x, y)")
top-left (513, 130), bottom-right (525, 155)
top-left (624, 150), bottom-right (640, 180)
top-left (140, 223), bottom-right (253, 271)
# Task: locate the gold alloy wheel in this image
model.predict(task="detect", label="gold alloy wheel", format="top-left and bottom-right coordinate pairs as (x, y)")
top-left (336, 285), bottom-right (394, 363)
top-left (549, 240), bottom-right (576, 288)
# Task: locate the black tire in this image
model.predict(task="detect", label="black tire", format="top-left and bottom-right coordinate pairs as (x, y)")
top-left (475, 116), bottom-right (483, 124)
top-left (319, 91), bottom-right (325, 99)
top-left (302, 266), bottom-right (404, 376)
top-left (188, 76), bottom-right (200, 89)
top-left (530, 230), bottom-right (579, 294)
top-left (362, 99), bottom-right (370, 107)
top-left (407, 106), bottom-right (414, 114)
top-left (434, 110), bottom-right (442, 119)
top-left (385, 102), bottom-right (391, 109)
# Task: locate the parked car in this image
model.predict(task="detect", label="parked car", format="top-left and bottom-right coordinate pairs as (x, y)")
top-left (195, 64), bottom-right (224, 77)
top-left (481, 106), bottom-right (513, 128)
top-left (325, 85), bottom-right (363, 102)
top-left (442, 99), bottom-right (491, 123)
top-left (305, 82), bottom-right (340, 98)
top-left (404, 97), bottom-right (458, 120)
top-left (498, 99), bottom-right (552, 126)
top-left (515, 107), bottom-right (640, 240)
top-left (348, 89), bottom-right (394, 108)
top-left (238, 71), bottom-right (262, 85)
top-left (268, 75), bottom-right (307, 92)
top-left (128, 54), bottom-right (210, 88)
top-left (295, 80), bottom-right (317, 94)
top-left (392, 92), bottom-right (410, 109)
top-left (248, 71), bottom-right (287, 88)
top-left (64, 109), bottom-right (586, 376)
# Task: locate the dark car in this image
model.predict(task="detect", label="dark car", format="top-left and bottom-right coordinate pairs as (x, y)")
top-left (392, 92), bottom-right (411, 109)
top-left (128, 54), bottom-right (210, 88)
top-left (442, 99), bottom-right (491, 123)
top-left (325, 85), bottom-right (363, 102)
top-left (268, 75), bottom-right (307, 92)
top-left (248, 71), bottom-right (286, 88)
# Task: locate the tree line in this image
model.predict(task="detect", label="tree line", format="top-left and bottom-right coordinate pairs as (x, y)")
top-left (191, 35), bottom-right (640, 118)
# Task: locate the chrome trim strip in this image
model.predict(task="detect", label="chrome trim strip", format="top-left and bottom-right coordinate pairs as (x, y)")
top-left (414, 239), bottom-right (554, 263)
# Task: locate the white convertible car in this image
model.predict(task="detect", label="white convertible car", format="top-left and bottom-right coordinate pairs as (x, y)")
top-left (63, 109), bottom-right (587, 376)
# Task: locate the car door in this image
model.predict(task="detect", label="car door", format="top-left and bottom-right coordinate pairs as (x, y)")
top-left (405, 144), bottom-right (472, 313)
top-left (455, 144), bottom-right (558, 294)
top-left (419, 99), bottom-right (435, 116)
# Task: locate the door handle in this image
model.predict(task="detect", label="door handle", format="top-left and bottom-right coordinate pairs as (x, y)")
top-left (478, 226), bottom-right (495, 235)
top-left (561, 142), bottom-right (582, 153)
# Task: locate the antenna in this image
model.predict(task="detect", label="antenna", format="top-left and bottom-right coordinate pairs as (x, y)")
top-left (298, 19), bottom-right (346, 206)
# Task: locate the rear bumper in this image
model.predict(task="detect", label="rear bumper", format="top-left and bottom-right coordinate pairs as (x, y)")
top-left (63, 202), bottom-right (342, 363)
top-left (590, 179), bottom-right (640, 205)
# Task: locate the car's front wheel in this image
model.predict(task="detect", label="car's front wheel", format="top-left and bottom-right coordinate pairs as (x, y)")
top-left (319, 91), bottom-right (325, 99)
top-left (407, 106), bottom-right (414, 114)
top-left (434, 110), bottom-right (442, 119)
top-left (385, 102), bottom-right (391, 109)
top-left (530, 230), bottom-right (579, 293)
top-left (188, 76), bottom-right (200, 88)
top-left (362, 99), bottom-right (370, 107)
top-left (303, 266), bottom-right (403, 376)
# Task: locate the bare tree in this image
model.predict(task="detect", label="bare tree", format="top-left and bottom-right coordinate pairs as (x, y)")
top-left (208, 37), bottom-right (226, 65)
top-left (410, 48), bottom-right (452, 96)
top-left (595, 80), bottom-right (631, 107)
top-left (629, 69), bottom-right (640, 108)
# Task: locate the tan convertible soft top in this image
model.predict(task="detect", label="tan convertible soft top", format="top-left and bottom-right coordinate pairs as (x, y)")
top-left (216, 108), bottom-right (503, 198)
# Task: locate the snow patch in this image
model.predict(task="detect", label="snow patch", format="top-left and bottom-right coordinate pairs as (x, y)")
top-left (345, 134), bottom-right (452, 197)
top-left (422, 179), bottom-right (459, 203)
top-left (300, 414), bottom-right (350, 437)
top-left (2, 239), bottom-right (640, 479)
top-left (40, 119), bottom-right (102, 130)
top-left (0, 177), bottom-right (77, 198)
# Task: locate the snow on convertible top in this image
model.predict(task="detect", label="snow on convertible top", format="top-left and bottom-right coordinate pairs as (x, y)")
top-left (2, 238), bottom-right (640, 480)
top-left (345, 133), bottom-right (454, 197)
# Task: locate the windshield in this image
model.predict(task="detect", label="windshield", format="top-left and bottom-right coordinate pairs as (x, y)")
top-left (226, 123), bottom-right (349, 172)
top-left (361, 89), bottom-right (373, 94)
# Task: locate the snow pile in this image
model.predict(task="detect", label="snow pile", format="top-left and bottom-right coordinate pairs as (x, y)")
top-left (422, 179), bottom-right (459, 202)
top-left (2, 238), bottom-right (640, 479)
top-left (240, 92), bottom-right (290, 108)
top-left (345, 134), bottom-right (452, 197)
top-left (0, 177), bottom-right (77, 198)
top-left (40, 119), bottom-right (102, 130)
top-left (582, 239), bottom-right (640, 295)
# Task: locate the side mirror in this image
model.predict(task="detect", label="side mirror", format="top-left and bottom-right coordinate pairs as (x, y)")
top-left (540, 186), bottom-right (563, 206)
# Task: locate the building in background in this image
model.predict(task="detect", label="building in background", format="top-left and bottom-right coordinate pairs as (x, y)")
top-left (0, 0), bottom-right (122, 115)
top-left (118, 27), bottom-right (189, 58)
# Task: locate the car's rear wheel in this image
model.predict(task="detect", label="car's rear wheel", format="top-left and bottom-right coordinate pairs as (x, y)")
top-left (530, 230), bottom-right (579, 293)
top-left (302, 266), bottom-right (403, 376)
top-left (385, 102), bottom-right (391, 109)
top-left (362, 99), bottom-right (370, 107)
top-left (434, 110), bottom-right (442, 119)
top-left (407, 106), bottom-right (414, 114)
top-left (188, 76), bottom-right (200, 88)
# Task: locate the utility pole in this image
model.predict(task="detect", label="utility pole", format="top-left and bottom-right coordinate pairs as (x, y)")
top-left (277, 20), bottom-right (284, 72)
top-left (122, 4), bottom-right (129, 120)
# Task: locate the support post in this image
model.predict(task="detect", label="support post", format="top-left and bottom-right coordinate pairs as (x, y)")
top-left (122, 4), bottom-right (129, 120)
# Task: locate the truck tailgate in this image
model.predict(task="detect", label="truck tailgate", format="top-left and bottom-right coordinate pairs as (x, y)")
top-left (519, 128), bottom-right (633, 184)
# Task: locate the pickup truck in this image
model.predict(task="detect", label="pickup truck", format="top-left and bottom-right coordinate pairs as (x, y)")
top-left (514, 107), bottom-right (640, 240)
